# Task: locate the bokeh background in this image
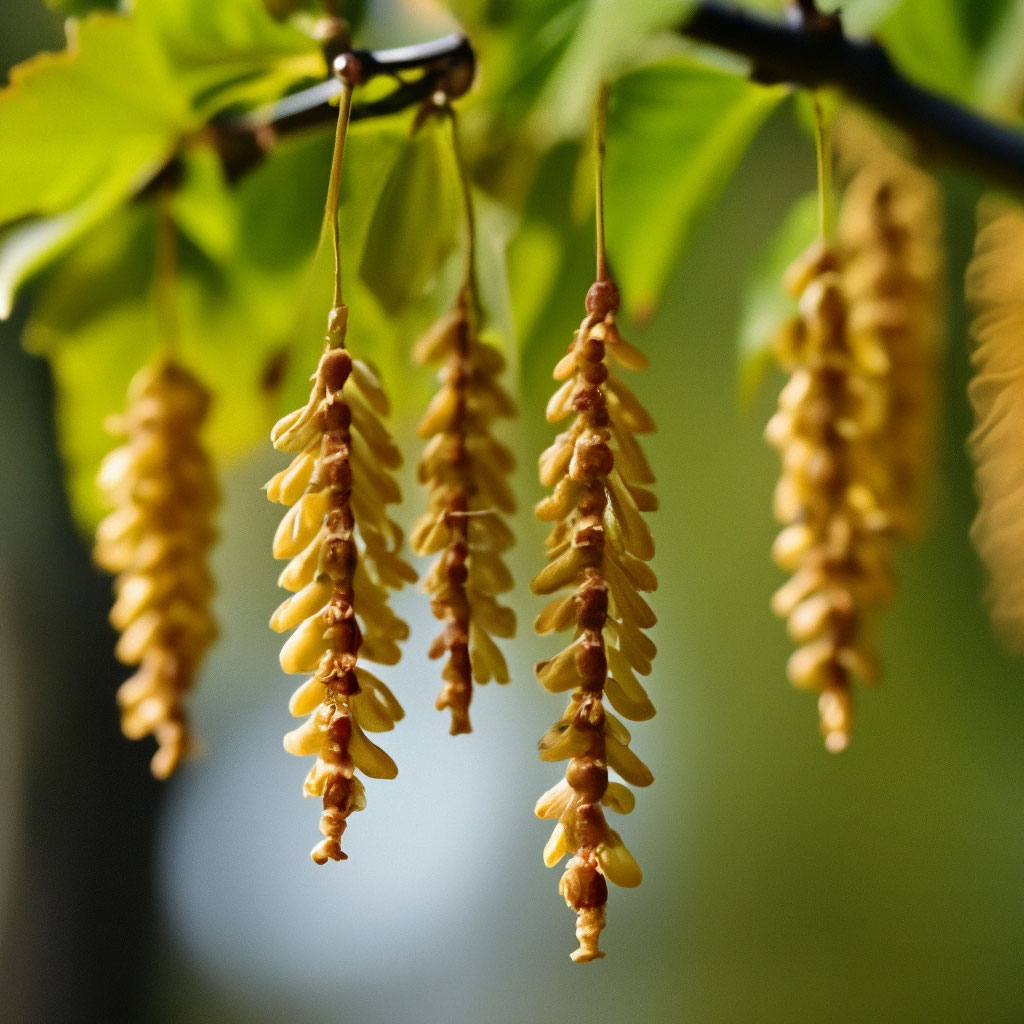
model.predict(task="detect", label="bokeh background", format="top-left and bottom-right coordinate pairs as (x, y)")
top-left (3, 2), bottom-right (1024, 1023)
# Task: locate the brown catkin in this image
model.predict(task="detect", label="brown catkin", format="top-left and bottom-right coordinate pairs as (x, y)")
top-left (94, 359), bottom-right (219, 779)
top-left (268, 304), bottom-right (416, 863)
top-left (533, 278), bottom-right (657, 962)
top-left (410, 284), bottom-right (517, 734)
top-left (840, 153), bottom-right (942, 538)
top-left (966, 200), bottom-right (1024, 650)
top-left (766, 240), bottom-right (895, 751)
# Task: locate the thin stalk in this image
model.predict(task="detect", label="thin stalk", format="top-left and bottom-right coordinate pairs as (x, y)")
top-left (324, 79), bottom-right (355, 310)
top-left (154, 191), bottom-right (179, 355)
top-left (594, 83), bottom-right (611, 282)
top-left (446, 106), bottom-right (480, 315)
top-left (813, 95), bottom-right (833, 242)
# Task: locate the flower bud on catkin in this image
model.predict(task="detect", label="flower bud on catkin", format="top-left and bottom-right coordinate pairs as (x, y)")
top-left (533, 278), bottom-right (657, 962)
top-left (411, 286), bottom-right (517, 734)
top-left (94, 359), bottom-right (219, 779)
top-left (268, 306), bottom-right (416, 863)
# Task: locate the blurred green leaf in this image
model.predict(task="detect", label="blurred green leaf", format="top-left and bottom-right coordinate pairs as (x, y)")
top-left (0, 175), bottom-right (130, 319)
top-left (736, 190), bottom-right (818, 406)
top-left (877, 0), bottom-right (976, 101)
top-left (44, 0), bottom-right (119, 13)
top-left (972, 2), bottom-right (1024, 110)
top-left (359, 123), bottom-right (463, 313)
top-left (478, 0), bottom-right (693, 144)
top-left (134, 0), bottom-right (325, 117)
top-left (22, 115), bottom-right (411, 532)
top-left (604, 57), bottom-right (785, 318)
top-left (0, 13), bottom-right (193, 227)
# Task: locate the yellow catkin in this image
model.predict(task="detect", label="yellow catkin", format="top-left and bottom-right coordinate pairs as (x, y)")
top-left (533, 278), bottom-right (657, 963)
top-left (267, 304), bottom-right (416, 863)
top-left (966, 200), bottom-right (1024, 650)
top-left (766, 240), bottom-right (894, 752)
top-left (94, 359), bottom-right (219, 779)
top-left (410, 284), bottom-right (517, 734)
top-left (839, 151), bottom-right (942, 538)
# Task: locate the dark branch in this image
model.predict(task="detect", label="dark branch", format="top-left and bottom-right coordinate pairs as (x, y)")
top-left (680, 2), bottom-right (1024, 199)
top-left (208, 33), bottom-right (474, 181)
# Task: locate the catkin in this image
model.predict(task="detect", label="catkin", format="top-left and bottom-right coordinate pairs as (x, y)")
top-left (766, 241), bottom-right (894, 751)
top-left (966, 200), bottom-right (1024, 650)
top-left (268, 305), bottom-right (416, 863)
top-left (410, 285), bottom-right (517, 734)
top-left (94, 359), bottom-right (219, 779)
top-left (840, 154), bottom-right (942, 537)
top-left (533, 278), bottom-right (657, 962)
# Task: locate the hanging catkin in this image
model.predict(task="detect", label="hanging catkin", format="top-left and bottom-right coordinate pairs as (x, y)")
top-left (766, 240), bottom-right (895, 750)
top-left (94, 359), bottom-right (219, 779)
top-left (267, 67), bottom-right (416, 863)
top-left (839, 149), bottom-right (942, 538)
top-left (268, 306), bottom-right (416, 862)
top-left (533, 277), bottom-right (657, 962)
top-left (410, 283), bottom-right (517, 733)
top-left (966, 199), bottom-right (1024, 650)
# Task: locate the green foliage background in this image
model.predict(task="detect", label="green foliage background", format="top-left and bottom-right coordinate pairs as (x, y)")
top-left (2, 2), bottom-right (1024, 1022)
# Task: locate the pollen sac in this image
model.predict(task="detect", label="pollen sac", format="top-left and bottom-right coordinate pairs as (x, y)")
top-left (533, 278), bottom-right (657, 963)
top-left (94, 359), bottom-right (220, 780)
top-left (410, 286), bottom-right (517, 734)
top-left (267, 306), bottom-right (415, 863)
top-left (766, 238), bottom-right (895, 752)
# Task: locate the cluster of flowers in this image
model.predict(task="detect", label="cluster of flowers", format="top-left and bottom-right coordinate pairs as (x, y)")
top-left (766, 148), bottom-right (941, 750)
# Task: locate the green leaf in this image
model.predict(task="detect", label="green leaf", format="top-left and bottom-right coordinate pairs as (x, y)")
top-left (0, 175), bottom-right (130, 319)
top-left (0, 13), bottom-right (193, 227)
top-left (134, 0), bottom-right (325, 118)
top-left (972, 2), bottom-right (1024, 109)
top-left (877, 0), bottom-right (976, 102)
top-left (359, 123), bottom-right (463, 313)
top-left (489, 0), bottom-right (695, 143)
top-left (45, 0), bottom-right (118, 13)
top-left (604, 57), bottom-right (786, 318)
top-left (736, 190), bottom-right (819, 406)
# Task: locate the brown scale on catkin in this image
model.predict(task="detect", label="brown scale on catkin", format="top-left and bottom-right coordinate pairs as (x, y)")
top-left (410, 283), bottom-right (517, 734)
top-left (839, 153), bottom-right (942, 538)
top-left (533, 278), bottom-right (657, 963)
top-left (766, 241), bottom-right (895, 752)
top-left (966, 200), bottom-right (1024, 650)
top-left (94, 360), bottom-right (219, 779)
top-left (267, 305), bottom-right (416, 863)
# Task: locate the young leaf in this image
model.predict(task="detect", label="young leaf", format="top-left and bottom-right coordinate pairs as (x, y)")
top-left (359, 123), bottom-right (463, 313)
top-left (876, 0), bottom-right (976, 102)
top-left (736, 191), bottom-right (819, 406)
top-left (604, 57), bottom-right (785, 319)
top-left (0, 13), bottom-right (194, 227)
top-left (134, 0), bottom-right (325, 118)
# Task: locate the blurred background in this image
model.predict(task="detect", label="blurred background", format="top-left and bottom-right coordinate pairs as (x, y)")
top-left (3, 2), bottom-right (1024, 1023)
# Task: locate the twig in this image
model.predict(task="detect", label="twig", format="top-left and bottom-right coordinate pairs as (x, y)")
top-left (680, 1), bottom-right (1024, 199)
top-left (207, 33), bottom-right (474, 181)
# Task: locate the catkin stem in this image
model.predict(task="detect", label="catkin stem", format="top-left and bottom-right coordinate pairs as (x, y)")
top-left (594, 83), bottom-right (611, 282)
top-left (325, 79), bottom-right (355, 310)
top-left (813, 95), bottom-right (833, 241)
top-left (446, 107), bottom-right (479, 310)
top-left (154, 191), bottom-right (179, 356)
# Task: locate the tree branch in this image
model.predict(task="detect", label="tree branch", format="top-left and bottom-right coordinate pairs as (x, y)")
top-left (208, 33), bottom-right (474, 181)
top-left (679, 1), bottom-right (1024, 199)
